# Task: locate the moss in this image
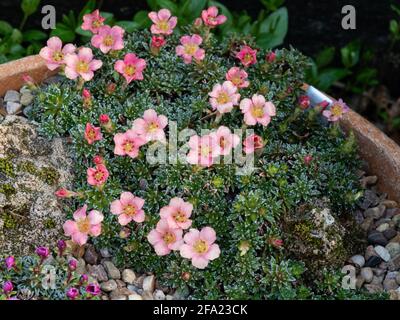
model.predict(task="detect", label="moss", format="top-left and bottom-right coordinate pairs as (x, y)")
top-left (43, 218), bottom-right (56, 229)
top-left (0, 157), bottom-right (15, 177)
top-left (2, 213), bottom-right (18, 229)
top-left (17, 161), bottom-right (59, 186)
top-left (293, 221), bottom-right (323, 247)
top-left (0, 183), bottom-right (16, 198)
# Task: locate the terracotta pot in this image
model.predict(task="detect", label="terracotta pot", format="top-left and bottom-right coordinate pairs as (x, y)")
top-left (1, 55), bottom-right (400, 203)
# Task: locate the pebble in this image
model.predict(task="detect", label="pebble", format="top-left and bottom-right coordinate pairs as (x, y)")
top-left (122, 269), bottom-right (136, 285)
top-left (6, 101), bottom-right (22, 114)
top-left (377, 223), bottom-right (389, 232)
top-left (371, 275), bottom-right (385, 285)
top-left (20, 92), bottom-right (33, 106)
top-left (101, 280), bottom-right (118, 292)
top-left (23, 105), bottom-right (32, 117)
top-left (133, 275), bottom-right (145, 288)
top-left (142, 275), bottom-right (155, 292)
top-left (388, 254), bottom-right (400, 271)
top-left (396, 273), bottom-right (400, 285)
top-left (375, 246), bottom-right (391, 262)
top-left (360, 267), bottom-right (373, 283)
top-left (364, 283), bottom-right (383, 293)
top-left (88, 264), bottom-right (108, 282)
top-left (364, 205), bottom-right (386, 219)
top-left (383, 229), bottom-right (397, 240)
top-left (84, 245), bottom-right (99, 265)
top-left (350, 255), bottom-right (365, 267)
top-left (116, 279), bottom-right (126, 288)
top-left (393, 215), bottom-right (400, 227)
top-left (373, 268), bottom-right (387, 277)
top-left (359, 190), bottom-right (379, 210)
top-left (365, 245), bottom-right (378, 260)
top-left (100, 248), bottom-right (112, 258)
top-left (142, 291), bottom-right (154, 300)
top-left (128, 293), bottom-right (143, 300)
top-left (365, 256), bottom-right (383, 268)
top-left (386, 242), bottom-right (400, 258)
top-left (361, 176), bottom-right (378, 187)
top-left (154, 289), bottom-right (166, 300)
top-left (127, 285), bottom-right (140, 293)
top-left (4, 90), bottom-right (20, 102)
top-left (76, 258), bottom-right (87, 275)
top-left (356, 276), bottom-right (365, 289)
top-left (368, 231), bottom-right (388, 246)
top-left (383, 272), bottom-right (399, 291)
top-left (382, 200), bottom-right (398, 209)
top-left (360, 217), bottom-right (374, 232)
top-left (103, 261), bottom-right (121, 280)
top-left (166, 295), bottom-right (174, 300)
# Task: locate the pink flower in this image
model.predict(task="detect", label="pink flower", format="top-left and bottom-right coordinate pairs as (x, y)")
top-left (82, 9), bottom-right (105, 34)
top-left (180, 227), bottom-right (220, 269)
top-left (66, 287), bottom-right (79, 300)
top-left (265, 51), bottom-right (276, 63)
top-left (5, 256), bottom-right (15, 270)
top-left (63, 204), bottom-right (104, 246)
top-left (39, 37), bottom-right (76, 70)
top-left (114, 53), bottom-right (147, 84)
top-left (91, 25), bottom-right (125, 54)
top-left (186, 134), bottom-right (220, 168)
top-left (160, 197), bottom-right (193, 230)
top-left (113, 129), bottom-right (146, 158)
top-left (201, 6), bottom-right (227, 27)
top-left (236, 45), bottom-right (257, 67)
top-left (110, 192), bottom-right (145, 226)
top-left (299, 95), bottom-right (311, 109)
top-left (210, 126), bottom-right (240, 156)
top-left (208, 81), bottom-right (240, 114)
top-left (86, 283), bottom-right (101, 296)
top-left (151, 35), bottom-right (166, 48)
top-left (148, 9), bottom-right (177, 35)
top-left (64, 47), bottom-right (102, 81)
top-left (243, 134), bottom-right (264, 154)
top-left (176, 35), bottom-right (205, 64)
top-left (147, 219), bottom-right (183, 256)
top-left (132, 109), bottom-right (168, 143)
top-left (87, 164), bottom-right (109, 186)
top-left (84, 123), bottom-right (102, 145)
top-left (322, 99), bottom-right (349, 122)
top-left (2, 281), bottom-right (13, 294)
top-left (240, 94), bottom-right (276, 126)
top-left (225, 67), bottom-right (249, 89)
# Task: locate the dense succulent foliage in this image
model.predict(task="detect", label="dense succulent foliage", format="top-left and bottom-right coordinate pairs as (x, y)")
top-left (27, 10), bottom-right (372, 299)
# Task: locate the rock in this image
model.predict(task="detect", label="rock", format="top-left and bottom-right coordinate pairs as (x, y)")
top-left (354, 210), bottom-right (364, 224)
top-left (396, 273), bottom-right (400, 285)
top-left (4, 90), bottom-right (20, 102)
top-left (384, 229), bottom-right (397, 240)
top-left (142, 275), bottom-right (155, 292)
top-left (372, 268), bottom-right (387, 277)
top-left (368, 231), bottom-right (388, 246)
top-left (122, 269), bottom-right (136, 285)
top-left (22, 105), bottom-right (33, 118)
top-left (127, 285), bottom-right (140, 293)
top-left (365, 245), bottom-right (378, 260)
top-left (390, 234), bottom-right (400, 244)
top-left (365, 256), bottom-right (383, 268)
top-left (84, 245), bottom-right (99, 265)
top-left (20, 92), bottom-right (33, 107)
top-left (375, 245), bottom-right (391, 262)
top-left (101, 295), bottom-right (109, 300)
top-left (76, 258), bottom-right (87, 275)
top-left (128, 293), bottom-right (143, 300)
top-left (364, 283), bottom-right (384, 293)
top-left (361, 175), bottom-right (378, 187)
top-left (371, 275), bottom-right (385, 285)
top-left (88, 265), bottom-right (108, 282)
top-left (383, 272), bottom-right (399, 291)
top-left (388, 254), bottom-right (400, 271)
top-left (356, 276), bottom-right (365, 289)
top-left (142, 291), bottom-right (154, 300)
top-left (101, 280), bottom-right (118, 292)
top-left (153, 289), bottom-right (166, 300)
top-left (393, 214), bottom-right (400, 225)
top-left (360, 217), bottom-right (374, 232)
top-left (382, 200), bottom-right (398, 209)
top-left (389, 290), bottom-right (400, 300)
top-left (110, 290), bottom-right (127, 300)
top-left (100, 248), bottom-right (112, 258)
top-left (103, 261), bottom-right (121, 280)
top-left (6, 101), bottom-right (22, 114)
top-left (350, 255), bottom-right (365, 267)
top-left (377, 223), bottom-right (390, 232)
top-left (364, 205), bottom-right (386, 219)
top-left (360, 267), bottom-right (374, 283)
top-left (166, 295), bottom-right (174, 300)
top-left (360, 190), bottom-right (380, 210)
top-left (116, 279), bottom-right (126, 288)
top-left (386, 242), bottom-right (400, 258)
top-left (133, 275), bottom-right (145, 288)
top-left (0, 116), bottom-right (73, 255)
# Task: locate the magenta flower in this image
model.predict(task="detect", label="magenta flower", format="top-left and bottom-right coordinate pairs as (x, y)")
top-left (113, 129), bottom-right (146, 159)
top-left (110, 192), bottom-right (145, 226)
top-left (39, 36), bottom-right (76, 70)
top-left (63, 204), bottom-right (104, 246)
top-left (160, 197), bottom-right (193, 230)
top-left (35, 246), bottom-right (50, 259)
top-left (236, 45), bottom-right (257, 67)
top-left (147, 219), bottom-right (183, 256)
top-left (84, 123), bottom-right (103, 145)
top-left (81, 9), bottom-right (105, 34)
top-left (2, 281), bottom-right (13, 294)
top-left (57, 240), bottom-right (67, 256)
top-left (64, 47), bottom-right (103, 81)
top-left (80, 274), bottom-right (89, 285)
top-left (91, 25), bottom-right (125, 54)
top-left (201, 6), bottom-right (227, 28)
top-left (240, 94), bottom-right (276, 126)
top-left (132, 109), bottom-right (168, 143)
top-left (225, 67), bottom-right (249, 89)
top-left (66, 287), bottom-right (79, 300)
top-left (208, 81), bottom-right (240, 114)
top-left (114, 53), bottom-right (147, 84)
top-left (5, 256), bottom-right (15, 270)
top-left (87, 164), bottom-right (109, 186)
top-left (243, 134), bottom-right (264, 154)
top-left (148, 9), bottom-right (177, 35)
top-left (210, 126), bottom-right (240, 156)
top-left (186, 134), bottom-right (220, 168)
top-left (176, 35), bottom-right (205, 64)
top-left (86, 283), bottom-right (101, 296)
top-left (180, 227), bottom-right (221, 269)
top-left (322, 99), bottom-right (349, 122)
top-left (68, 259), bottom-right (77, 271)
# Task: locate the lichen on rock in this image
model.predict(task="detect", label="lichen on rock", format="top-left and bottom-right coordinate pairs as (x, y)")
top-left (0, 115), bottom-right (74, 255)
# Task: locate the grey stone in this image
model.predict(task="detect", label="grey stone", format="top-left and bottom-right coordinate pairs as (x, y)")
top-left (143, 275), bottom-right (155, 292)
top-left (384, 229), bottom-right (397, 240)
top-left (4, 90), bottom-right (20, 102)
top-left (365, 245), bottom-right (378, 260)
top-left (122, 269), bottom-right (136, 285)
top-left (100, 248), bottom-right (112, 258)
top-left (375, 245), bottom-right (391, 262)
top-left (127, 285), bottom-right (140, 293)
top-left (393, 214), bottom-right (400, 227)
top-left (368, 231), bottom-right (388, 246)
top-left (372, 268), bottom-right (387, 277)
top-left (128, 293), bottom-right (143, 300)
top-left (377, 223), bottom-right (390, 232)
top-left (20, 92), bottom-right (33, 106)
top-left (364, 283), bottom-right (384, 293)
top-left (88, 265), bottom-right (108, 282)
top-left (360, 267), bottom-right (373, 283)
top-left (360, 217), bottom-right (374, 232)
top-left (364, 205), bottom-right (386, 219)
top-left (388, 254), bottom-right (400, 271)
top-left (6, 101), bottom-right (22, 114)
top-left (166, 295), bottom-right (174, 300)
top-left (76, 258), bottom-right (87, 275)
top-left (365, 256), bottom-right (383, 268)
top-left (359, 190), bottom-right (380, 210)
top-left (384, 272), bottom-right (399, 291)
top-left (386, 242), bottom-right (400, 258)
top-left (103, 261), bottom-right (121, 280)
top-left (142, 291), bottom-right (154, 300)
top-left (396, 273), bottom-right (400, 285)
top-left (22, 105), bottom-right (33, 117)
top-left (350, 255), bottom-right (365, 267)
top-left (371, 275), bottom-right (384, 285)
top-left (153, 289), bottom-right (166, 300)
top-left (101, 280), bottom-right (118, 292)
top-left (84, 245), bottom-right (99, 265)
top-left (382, 200), bottom-right (398, 209)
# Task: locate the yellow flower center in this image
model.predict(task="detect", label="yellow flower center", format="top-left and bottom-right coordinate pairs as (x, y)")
top-left (76, 61), bottom-right (89, 73)
top-left (52, 51), bottom-right (63, 62)
top-left (173, 211), bottom-right (187, 223)
top-left (124, 65), bottom-right (136, 76)
top-left (216, 92), bottom-right (229, 104)
top-left (331, 104), bottom-right (343, 117)
top-left (103, 35), bottom-right (114, 47)
top-left (194, 240), bottom-right (208, 254)
top-left (251, 106), bottom-right (264, 118)
top-left (200, 146), bottom-right (211, 157)
top-left (94, 171), bottom-right (104, 181)
top-left (123, 141), bottom-right (134, 152)
top-left (184, 44), bottom-right (197, 55)
top-left (124, 204), bottom-right (136, 217)
top-left (92, 20), bottom-right (102, 28)
top-left (157, 20), bottom-right (169, 32)
top-left (77, 218), bottom-right (91, 233)
top-left (231, 76), bottom-right (242, 86)
top-left (87, 129), bottom-right (96, 140)
top-left (148, 122), bottom-right (159, 132)
top-left (244, 53), bottom-right (253, 63)
top-left (163, 232), bottom-right (176, 244)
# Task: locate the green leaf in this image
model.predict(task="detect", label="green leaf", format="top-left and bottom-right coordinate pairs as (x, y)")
top-left (181, 0), bottom-right (207, 20)
top-left (315, 47), bottom-right (335, 68)
top-left (316, 68), bottom-right (351, 91)
top-left (0, 20), bottom-right (13, 36)
top-left (340, 40), bottom-right (361, 69)
top-left (147, 0), bottom-right (158, 11)
top-left (133, 10), bottom-right (151, 28)
top-left (23, 29), bottom-right (47, 42)
top-left (257, 7), bottom-right (288, 48)
top-left (115, 21), bottom-right (140, 33)
top-left (390, 20), bottom-right (399, 34)
top-left (75, 26), bottom-right (92, 37)
top-left (50, 23), bottom-right (76, 42)
top-left (11, 29), bottom-right (23, 44)
top-left (101, 12), bottom-right (115, 25)
top-left (155, 0), bottom-right (178, 14)
top-left (21, 0), bottom-right (41, 17)
top-left (78, 0), bottom-right (97, 22)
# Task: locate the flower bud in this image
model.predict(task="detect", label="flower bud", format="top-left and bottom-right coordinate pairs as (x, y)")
top-left (2, 281), bottom-right (13, 294)
top-left (68, 259), bottom-right (77, 271)
top-left (93, 155), bottom-right (104, 165)
top-left (5, 256), bottom-right (15, 270)
top-left (181, 272), bottom-right (191, 282)
top-left (304, 155), bottom-right (313, 166)
top-left (35, 246), bottom-right (50, 259)
top-left (298, 95), bottom-right (311, 110)
top-left (86, 283), bottom-right (101, 296)
top-left (266, 51), bottom-right (276, 63)
top-left (66, 287), bottom-right (79, 300)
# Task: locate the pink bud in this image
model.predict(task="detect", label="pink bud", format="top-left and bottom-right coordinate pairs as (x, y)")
top-left (271, 238), bottom-right (283, 248)
top-left (2, 281), bottom-right (13, 294)
top-left (68, 259), bottom-right (77, 271)
top-left (80, 274), bottom-right (89, 285)
top-left (304, 155), bottom-right (313, 166)
top-left (5, 256), bottom-right (15, 270)
top-left (35, 246), bottom-right (50, 259)
top-left (106, 83), bottom-right (117, 94)
top-left (99, 114), bottom-right (110, 124)
top-left (93, 155), bottom-right (104, 165)
top-left (57, 240), bottom-right (66, 256)
top-left (22, 74), bottom-right (34, 84)
top-left (194, 17), bottom-right (203, 27)
top-left (151, 36), bottom-right (166, 48)
top-left (266, 51), bottom-right (276, 63)
top-left (66, 287), bottom-right (79, 300)
top-left (82, 88), bottom-right (91, 99)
